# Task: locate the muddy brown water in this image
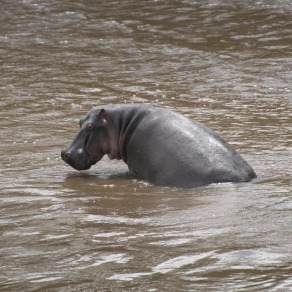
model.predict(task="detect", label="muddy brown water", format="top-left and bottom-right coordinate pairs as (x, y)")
top-left (1, 0), bottom-right (291, 291)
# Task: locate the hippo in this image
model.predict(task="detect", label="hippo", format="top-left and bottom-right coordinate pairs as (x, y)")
top-left (61, 104), bottom-right (256, 188)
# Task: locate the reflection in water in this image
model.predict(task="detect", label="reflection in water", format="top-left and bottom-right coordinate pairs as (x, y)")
top-left (1, 0), bottom-right (291, 291)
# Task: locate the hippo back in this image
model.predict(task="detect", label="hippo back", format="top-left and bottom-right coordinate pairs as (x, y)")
top-left (125, 106), bottom-right (256, 188)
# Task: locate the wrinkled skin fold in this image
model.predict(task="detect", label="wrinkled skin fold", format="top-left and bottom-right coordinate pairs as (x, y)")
top-left (61, 104), bottom-right (256, 188)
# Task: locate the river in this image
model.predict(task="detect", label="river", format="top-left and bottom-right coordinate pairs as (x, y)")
top-left (1, 0), bottom-right (291, 291)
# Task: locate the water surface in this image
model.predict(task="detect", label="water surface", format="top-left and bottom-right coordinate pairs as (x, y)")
top-left (1, 0), bottom-right (291, 291)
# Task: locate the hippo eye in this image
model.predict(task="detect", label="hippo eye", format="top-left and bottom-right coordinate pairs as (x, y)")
top-left (86, 123), bottom-right (94, 131)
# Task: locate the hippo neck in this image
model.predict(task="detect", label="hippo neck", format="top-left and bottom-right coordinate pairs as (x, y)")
top-left (108, 105), bottom-right (149, 163)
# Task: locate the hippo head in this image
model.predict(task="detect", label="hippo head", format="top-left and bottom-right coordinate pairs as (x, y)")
top-left (61, 108), bottom-right (112, 171)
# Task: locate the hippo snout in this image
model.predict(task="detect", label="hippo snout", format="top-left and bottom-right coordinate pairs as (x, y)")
top-left (61, 149), bottom-right (77, 168)
top-left (61, 148), bottom-right (92, 171)
top-left (61, 149), bottom-right (73, 165)
top-left (61, 149), bottom-right (69, 162)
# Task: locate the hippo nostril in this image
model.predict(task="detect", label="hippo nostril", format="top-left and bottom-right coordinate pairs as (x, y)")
top-left (61, 150), bottom-right (71, 162)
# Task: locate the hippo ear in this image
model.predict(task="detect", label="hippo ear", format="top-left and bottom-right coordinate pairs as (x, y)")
top-left (98, 109), bottom-right (107, 124)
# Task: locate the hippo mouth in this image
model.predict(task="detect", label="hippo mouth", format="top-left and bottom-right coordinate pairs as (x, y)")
top-left (61, 135), bottom-right (94, 171)
top-left (61, 149), bottom-right (92, 171)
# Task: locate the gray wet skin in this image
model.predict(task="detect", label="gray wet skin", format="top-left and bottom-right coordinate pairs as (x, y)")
top-left (61, 104), bottom-right (256, 188)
